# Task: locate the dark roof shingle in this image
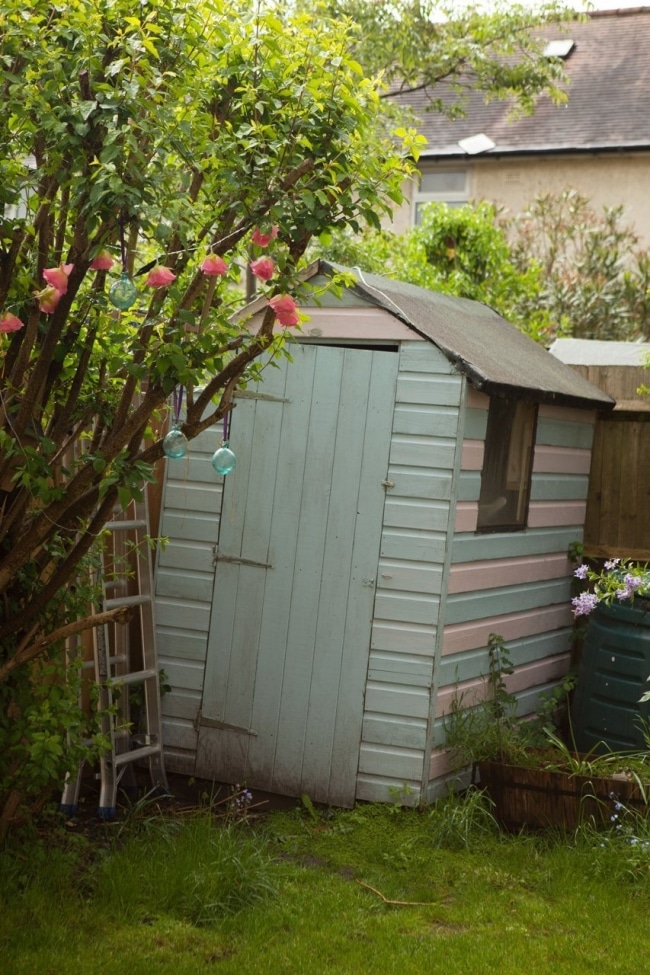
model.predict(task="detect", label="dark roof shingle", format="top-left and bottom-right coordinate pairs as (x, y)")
top-left (392, 10), bottom-right (650, 157)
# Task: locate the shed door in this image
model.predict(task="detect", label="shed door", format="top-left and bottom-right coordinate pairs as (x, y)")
top-left (195, 343), bottom-right (398, 806)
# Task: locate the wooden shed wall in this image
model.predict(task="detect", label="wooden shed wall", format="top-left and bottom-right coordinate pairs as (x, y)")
top-left (356, 340), bottom-right (462, 804)
top-left (154, 421), bottom-right (225, 774)
top-left (426, 392), bottom-right (596, 797)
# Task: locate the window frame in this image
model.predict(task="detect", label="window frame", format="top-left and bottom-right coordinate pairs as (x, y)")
top-left (476, 395), bottom-right (538, 534)
top-left (412, 167), bottom-right (469, 225)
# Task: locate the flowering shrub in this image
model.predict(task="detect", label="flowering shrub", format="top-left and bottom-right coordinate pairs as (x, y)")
top-left (572, 559), bottom-right (650, 618)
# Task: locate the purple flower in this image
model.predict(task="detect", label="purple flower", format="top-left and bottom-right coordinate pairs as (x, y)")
top-left (604, 559), bottom-right (620, 570)
top-left (572, 591), bottom-right (599, 617)
top-left (574, 564), bottom-right (589, 580)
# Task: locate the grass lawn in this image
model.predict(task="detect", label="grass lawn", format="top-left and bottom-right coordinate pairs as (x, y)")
top-left (1, 789), bottom-right (649, 975)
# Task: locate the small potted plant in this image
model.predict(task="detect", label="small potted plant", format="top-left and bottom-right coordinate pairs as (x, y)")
top-left (445, 633), bottom-right (650, 831)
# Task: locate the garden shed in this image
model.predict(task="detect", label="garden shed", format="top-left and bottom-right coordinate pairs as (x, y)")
top-left (549, 338), bottom-right (650, 561)
top-left (154, 262), bottom-right (613, 806)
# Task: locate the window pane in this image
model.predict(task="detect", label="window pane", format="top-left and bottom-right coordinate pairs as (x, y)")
top-left (477, 397), bottom-right (537, 532)
top-left (419, 171), bottom-right (466, 194)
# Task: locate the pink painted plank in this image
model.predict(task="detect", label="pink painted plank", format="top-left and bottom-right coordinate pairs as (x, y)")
top-left (533, 444), bottom-right (591, 474)
top-left (466, 387), bottom-right (489, 410)
top-left (455, 501), bottom-right (478, 533)
top-left (442, 604), bottom-right (572, 655)
top-left (461, 439), bottom-right (484, 471)
top-left (435, 653), bottom-right (571, 718)
top-left (448, 553), bottom-right (572, 594)
top-left (429, 748), bottom-right (452, 781)
top-left (528, 500), bottom-right (586, 528)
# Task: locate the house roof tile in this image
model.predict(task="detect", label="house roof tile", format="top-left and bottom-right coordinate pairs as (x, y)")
top-left (392, 10), bottom-right (650, 158)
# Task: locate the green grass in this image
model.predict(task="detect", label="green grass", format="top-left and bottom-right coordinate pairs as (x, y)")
top-left (2, 790), bottom-right (650, 974)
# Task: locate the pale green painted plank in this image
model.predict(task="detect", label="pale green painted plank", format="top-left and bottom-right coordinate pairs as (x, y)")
top-left (463, 408), bottom-right (488, 440)
top-left (303, 348), bottom-right (398, 804)
top-left (157, 630), bottom-right (207, 661)
top-left (358, 743), bottom-right (424, 780)
top-left (383, 500), bottom-right (449, 533)
top-left (396, 374), bottom-right (462, 407)
top-left (164, 482), bottom-right (225, 513)
top-left (458, 471), bottom-right (481, 502)
top-left (364, 681), bottom-right (430, 719)
top-left (445, 577), bottom-right (572, 626)
top-left (160, 512), bottom-right (220, 544)
top-left (362, 714), bottom-right (429, 750)
top-left (157, 540), bottom-right (214, 574)
top-left (393, 404), bottom-right (460, 437)
top-left (155, 567), bottom-right (214, 603)
top-left (398, 341), bottom-right (454, 374)
top-left (374, 591), bottom-right (440, 626)
top-left (370, 620), bottom-right (436, 656)
top-left (437, 628), bottom-right (573, 686)
top-left (530, 473), bottom-right (590, 502)
top-left (389, 437), bottom-right (457, 469)
top-left (245, 345), bottom-right (319, 789)
top-left (451, 526), bottom-right (581, 563)
top-left (377, 559), bottom-right (442, 594)
top-left (536, 416), bottom-right (594, 449)
top-left (155, 600), bottom-right (211, 632)
top-left (381, 527), bottom-right (448, 562)
top-left (385, 469), bottom-right (453, 500)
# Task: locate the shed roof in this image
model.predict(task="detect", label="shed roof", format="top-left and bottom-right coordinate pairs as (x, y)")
top-left (307, 262), bottom-right (613, 410)
top-left (391, 9), bottom-right (650, 159)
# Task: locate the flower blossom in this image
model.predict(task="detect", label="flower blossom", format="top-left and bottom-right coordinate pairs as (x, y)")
top-left (35, 285), bottom-right (62, 314)
top-left (251, 225), bottom-right (278, 248)
top-left (571, 591), bottom-right (599, 617)
top-left (268, 293), bottom-right (299, 327)
top-left (250, 256), bottom-right (275, 282)
top-left (574, 564), bottom-right (589, 580)
top-left (200, 254), bottom-right (228, 277)
top-left (90, 250), bottom-right (114, 271)
top-left (43, 263), bottom-right (73, 294)
top-left (0, 312), bottom-right (25, 333)
top-left (145, 266), bottom-right (176, 288)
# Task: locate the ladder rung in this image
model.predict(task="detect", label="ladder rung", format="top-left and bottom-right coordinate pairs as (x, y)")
top-left (105, 519), bottom-right (147, 531)
top-left (104, 594), bottom-right (151, 610)
top-left (113, 742), bottom-right (162, 767)
top-left (112, 668), bottom-right (157, 686)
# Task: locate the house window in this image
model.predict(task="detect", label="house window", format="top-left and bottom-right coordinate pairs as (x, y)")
top-left (477, 396), bottom-right (537, 532)
top-left (413, 169), bottom-right (468, 224)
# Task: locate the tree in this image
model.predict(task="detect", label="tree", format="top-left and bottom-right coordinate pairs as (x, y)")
top-left (309, 0), bottom-right (577, 118)
top-left (318, 203), bottom-right (550, 340)
top-left (507, 190), bottom-right (650, 341)
top-left (0, 0), bottom-right (416, 832)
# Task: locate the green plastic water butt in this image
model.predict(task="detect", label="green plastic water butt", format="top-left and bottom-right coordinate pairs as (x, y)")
top-left (572, 600), bottom-right (650, 753)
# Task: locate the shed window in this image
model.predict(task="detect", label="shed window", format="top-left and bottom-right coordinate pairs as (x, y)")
top-left (477, 396), bottom-right (537, 532)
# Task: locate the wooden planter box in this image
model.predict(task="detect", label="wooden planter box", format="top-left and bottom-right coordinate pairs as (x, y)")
top-left (478, 759), bottom-right (648, 831)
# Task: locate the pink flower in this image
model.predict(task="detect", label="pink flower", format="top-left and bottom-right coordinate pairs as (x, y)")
top-left (35, 285), bottom-right (62, 314)
top-left (250, 256), bottom-right (275, 282)
top-left (252, 225), bottom-right (278, 248)
top-left (269, 294), bottom-right (299, 327)
top-left (200, 254), bottom-right (228, 277)
top-left (43, 263), bottom-right (73, 294)
top-left (0, 312), bottom-right (25, 333)
top-left (145, 266), bottom-right (176, 288)
top-left (90, 249), bottom-right (114, 271)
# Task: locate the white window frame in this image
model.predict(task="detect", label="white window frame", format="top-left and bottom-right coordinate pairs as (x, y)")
top-left (412, 167), bottom-right (469, 225)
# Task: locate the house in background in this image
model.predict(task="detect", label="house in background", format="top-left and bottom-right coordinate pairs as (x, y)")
top-left (389, 9), bottom-right (650, 242)
top-left (154, 263), bottom-right (612, 806)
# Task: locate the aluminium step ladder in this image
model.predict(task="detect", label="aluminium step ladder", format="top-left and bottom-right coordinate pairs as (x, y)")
top-left (61, 496), bottom-right (169, 819)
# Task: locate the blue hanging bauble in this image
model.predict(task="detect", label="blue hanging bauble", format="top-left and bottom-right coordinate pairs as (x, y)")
top-left (163, 424), bottom-right (189, 460)
top-left (212, 441), bottom-right (236, 475)
top-left (109, 271), bottom-right (138, 310)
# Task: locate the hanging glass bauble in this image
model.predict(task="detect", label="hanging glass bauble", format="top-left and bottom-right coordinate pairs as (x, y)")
top-left (163, 424), bottom-right (189, 460)
top-left (212, 441), bottom-right (236, 475)
top-left (109, 272), bottom-right (138, 310)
